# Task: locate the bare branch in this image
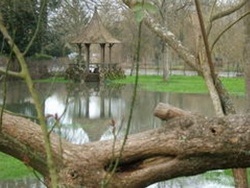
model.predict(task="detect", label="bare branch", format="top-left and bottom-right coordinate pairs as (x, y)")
top-left (194, 0), bottom-right (224, 117)
top-left (0, 10), bottom-right (59, 187)
top-left (23, 0), bottom-right (48, 56)
top-left (211, 0), bottom-right (247, 22)
top-left (0, 14), bottom-right (26, 78)
top-left (207, 0), bottom-right (247, 36)
top-left (0, 67), bottom-right (23, 77)
top-left (211, 10), bottom-right (250, 52)
top-left (143, 12), bottom-right (202, 74)
top-left (207, 0), bottom-right (218, 36)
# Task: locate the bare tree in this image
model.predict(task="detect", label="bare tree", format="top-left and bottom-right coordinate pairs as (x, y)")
top-left (244, 0), bottom-right (250, 112)
top-left (123, 0), bottom-right (249, 187)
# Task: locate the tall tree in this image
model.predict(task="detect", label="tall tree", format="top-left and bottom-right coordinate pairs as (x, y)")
top-left (244, 0), bottom-right (250, 112)
top-left (123, 0), bottom-right (249, 187)
top-left (0, 0), bottom-right (42, 56)
top-left (48, 0), bottom-right (96, 56)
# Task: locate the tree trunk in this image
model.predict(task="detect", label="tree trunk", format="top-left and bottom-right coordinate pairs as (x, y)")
top-left (1, 105), bottom-right (250, 187)
top-left (232, 1), bottom-right (250, 187)
top-left (244, 0), bottom-right (250, 112)
top-left (232, 169), bottom-right (249, 188)
top-left (162, 44), bottom-right (169, 81)
top-left (144, 13), bottom-right (201, 74)
top-left (142, 4), bottom-right (249, 187)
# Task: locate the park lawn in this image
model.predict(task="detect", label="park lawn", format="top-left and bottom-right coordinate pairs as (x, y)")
top-left (35, 75), bottom-right (245, 96)
top-left (112, 75), bottom-right (245, 95)
top-left (0, 152), bottom-right (34, 180)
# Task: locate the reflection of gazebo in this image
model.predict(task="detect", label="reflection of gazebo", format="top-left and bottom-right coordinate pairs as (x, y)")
top-left (71, 8), bottom-right (121, 72)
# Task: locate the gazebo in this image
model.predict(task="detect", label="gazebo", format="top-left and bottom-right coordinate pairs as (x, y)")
top-left (71, 8), bottom-right (121, 76)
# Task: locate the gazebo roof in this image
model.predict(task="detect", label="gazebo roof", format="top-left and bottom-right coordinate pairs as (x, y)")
top-left (71, 8), bottom-right (121, 44)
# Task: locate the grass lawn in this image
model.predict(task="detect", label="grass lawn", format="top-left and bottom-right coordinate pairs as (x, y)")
top-left (0, 152), bottom-right (34, 180)
top-left (112, 75), bottom-right (245, 95)
top-left (35, 75), bottom-right (245, 95)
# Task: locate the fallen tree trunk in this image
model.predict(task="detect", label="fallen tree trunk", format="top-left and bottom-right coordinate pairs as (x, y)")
top-left (1, 104), bottom-right (250, 187)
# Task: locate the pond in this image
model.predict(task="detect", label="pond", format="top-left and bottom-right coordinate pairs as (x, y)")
top-left (0, 80), bottom-right (247, 187)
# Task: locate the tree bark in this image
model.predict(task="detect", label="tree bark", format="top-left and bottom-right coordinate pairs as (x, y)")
top-left (1, 105), bottom-right (250, 187)
top-left (244, 0), bottom-right (250, 112)
top-left (232, 1), bottom-right (250, 187)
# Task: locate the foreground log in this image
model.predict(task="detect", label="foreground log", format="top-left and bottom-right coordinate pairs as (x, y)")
top-left (1, 104), bottom-right (250, 187)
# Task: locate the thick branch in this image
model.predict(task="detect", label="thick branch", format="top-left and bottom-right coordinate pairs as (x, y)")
top-left (154, 103), bottom-right (192, 120)
top-left (0, 112), bottom-right (63, 175)
top-left (1, 105), bottom-right (250, 187)
top-left (143, 13), bottom-right (202, 74)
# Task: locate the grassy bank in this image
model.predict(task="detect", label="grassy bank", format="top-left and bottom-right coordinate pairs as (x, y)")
top-left (35, 75), bottom-right (245, 96)
top-left (0, 152), bottom-right (34, 180)
top-left (112, 75), bottom-right (245, 95)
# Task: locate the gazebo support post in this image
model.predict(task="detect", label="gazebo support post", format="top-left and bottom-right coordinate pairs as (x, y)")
top-left (85, 43), bottom-right (91, 72)
top-left (109, 43), bottom-right (114, 63)
top-left (109, 43), bottom-right (114, 69)
top-left (100, 43), bottom-right (106, 68)
top-left (77, 43), bottom-right (82, 65)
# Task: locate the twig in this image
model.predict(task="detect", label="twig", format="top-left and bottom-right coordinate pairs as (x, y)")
top-left (102, 2), bottom-right (144, 186)
top-left (207, 0), bottom-right (247, 36)
top-left (210, 0), bottom-right (247, 22)
top-left (211, 11), bottom-right (250, 52)
top-left (23, 0), bottom-right (48, 56)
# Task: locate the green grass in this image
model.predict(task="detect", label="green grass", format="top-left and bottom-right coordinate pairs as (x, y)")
top-left (220, 77), bottom-right (245, 95)
top-left (35, 75), bottom-right (245, 96)
top-left (112, 75), bottom-right (245, 95)
top-left (0, 152), bottom-right (33, 180)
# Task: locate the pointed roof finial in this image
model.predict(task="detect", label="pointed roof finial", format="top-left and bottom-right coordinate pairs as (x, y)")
top-left (71, 7), bottom-right (121, 44)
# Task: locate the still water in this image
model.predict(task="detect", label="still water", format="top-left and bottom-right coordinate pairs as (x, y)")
top-left (0, 81), bottom-right (247, 187)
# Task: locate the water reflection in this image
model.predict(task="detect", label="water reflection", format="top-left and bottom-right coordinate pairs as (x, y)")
top-left (0, 177), bottom-right (44, 188)
top-left (0, 81), bottom-right (246, 187)
top-left (148, 171), bottom-right (234, 188)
